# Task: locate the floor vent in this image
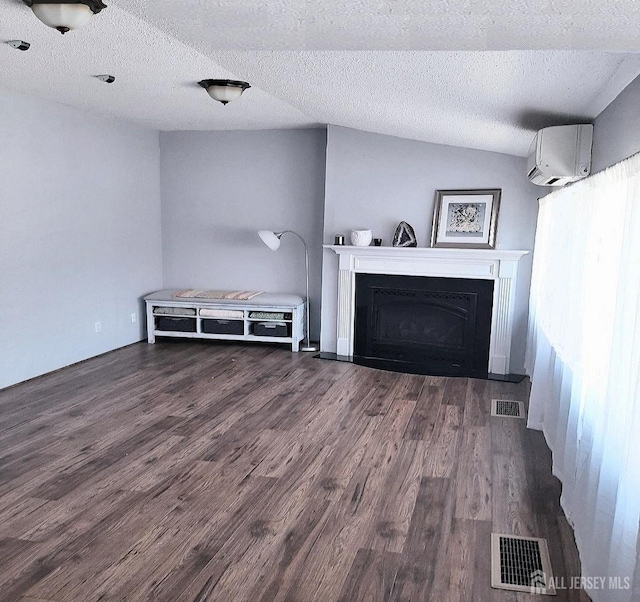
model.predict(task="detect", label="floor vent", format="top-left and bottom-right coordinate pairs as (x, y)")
top-left (491, 533), bottom-right (556, 595)
top-left (491, 398), bottom-right (525, 419)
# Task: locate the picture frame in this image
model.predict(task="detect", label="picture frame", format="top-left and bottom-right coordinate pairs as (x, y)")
top-left (430, 189), bottom-right (501, 249)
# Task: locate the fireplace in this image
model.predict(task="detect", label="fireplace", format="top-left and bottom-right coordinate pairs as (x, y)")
top-left (325, 246), bottom-right (528, 376)
top-left (355, 274), bottom-right (493, 377)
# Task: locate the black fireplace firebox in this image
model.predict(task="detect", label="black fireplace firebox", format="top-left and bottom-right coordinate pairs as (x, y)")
top-left (354, 274), bottom-right (494, 378)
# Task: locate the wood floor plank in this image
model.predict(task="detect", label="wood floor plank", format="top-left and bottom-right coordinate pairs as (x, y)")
top-left (0, 450), bottom-right (59, 484)
top-left (403, 383), bottom-right (444, 441)
top-left (363, 440), bottom-right (425, 554)
top-left (21, 496), bottom-right (179, 599)
top-left (18, 489), bottom-right (136, 544)
top-left (137, 498), bottom-right (328, 602)
top-left (29, 416), bottom-right (185, 500)
top-left (249, 501), bottom-right (330, 602)
top-left (374, 398), bottom-right (416, 441)
top-left (388, 476), bottom-right (454, 601)
top-left (0, 497), bottom-right (51, 540)
top-left (307, 428), bottom-right (371, 502)
top-left (296, 367), bottom-right (389, 448)
top-left (19, 463), bottom-right (239, 596)
top-left (428, 518), bottom-right (494, 601)
top-left (0, 490), bottom-right (148, 600)
top-left (252, 434), bottom-right (309, 478)
top-left (211, 498), bottom-right (331, 602)
top-left (491, 417), bottom-right (539, 536)
top-left (125, 540), bottom-right (216, 602)
top-left (442, 376), bottom-right (470, 407)
top-left (392, 373), bottom-right (425, 402)
top-left (336, 548), bottom-right (402, 602)
top-left (423, 404), bottom-right (462, 478)
top-left (453, 426), bottom-right (492, 521)
top-left (0, 537), bottom-right (38, 571)
top-left (0, 342), bottom-right (590, 601)
top-left (259, 364), bottom-right (348, 433)
top-left (463, 377), bottom-right (489, 426)
top-left (72, 475), bottom-right (280, 602)
top-left (277, 439), bottom-right (404, 602)
top-left (175, 560), bottom-right (230, 602)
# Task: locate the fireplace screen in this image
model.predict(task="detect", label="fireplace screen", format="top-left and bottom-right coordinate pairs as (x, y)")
top-left (355, 274), bottom-right (493, 377)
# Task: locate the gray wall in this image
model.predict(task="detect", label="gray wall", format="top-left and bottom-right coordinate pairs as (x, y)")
top-left (159, 129), bottom-right (326, 340)
top-left (321, 126), bottom-right (541, 374)
top-left (0, 89), bottom-right (163, 390)
top-left (592, 74), bottom-right (640, 173)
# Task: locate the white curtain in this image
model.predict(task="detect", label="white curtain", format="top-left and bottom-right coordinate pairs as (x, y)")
top-left (525, 152), bottom-right (640, 602)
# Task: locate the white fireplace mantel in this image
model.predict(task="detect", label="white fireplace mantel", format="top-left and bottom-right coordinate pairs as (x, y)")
top-left (325, 245), bottom-right (529, 375)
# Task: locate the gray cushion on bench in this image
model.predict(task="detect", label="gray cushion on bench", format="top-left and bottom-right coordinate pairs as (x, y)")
top-left (153, 306), bottom-right (197, 316)
top-left (249, 311), bottom-right (287, 320)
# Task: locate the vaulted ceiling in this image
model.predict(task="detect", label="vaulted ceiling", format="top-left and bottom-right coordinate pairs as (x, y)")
top-left (2, 0), bottom-right (640, 156)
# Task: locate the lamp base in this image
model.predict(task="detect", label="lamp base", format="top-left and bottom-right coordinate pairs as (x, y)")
top-left (300, 343), bottom-right (319, 352)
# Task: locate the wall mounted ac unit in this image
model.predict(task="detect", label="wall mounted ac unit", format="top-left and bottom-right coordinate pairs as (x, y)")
top-left (527, 124), bottom-right (593, 186)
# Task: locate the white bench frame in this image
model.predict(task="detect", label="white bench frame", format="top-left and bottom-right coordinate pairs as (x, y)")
top-left (144, 292), bottom-right (305, 352)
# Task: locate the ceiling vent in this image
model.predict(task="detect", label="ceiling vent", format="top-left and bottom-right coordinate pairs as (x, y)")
top-left (527, 124), bottom-right (593, 187)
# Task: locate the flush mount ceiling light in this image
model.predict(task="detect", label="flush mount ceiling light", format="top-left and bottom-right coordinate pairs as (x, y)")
top-left (198, 79), bottom-right (250, 105)
top-left (22, 0), bottom-right (107, 34)
top-left (6, 40), bottom-right (31, 51)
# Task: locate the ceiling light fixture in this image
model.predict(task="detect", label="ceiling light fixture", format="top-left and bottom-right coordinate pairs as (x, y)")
top-left (198, 79), bottom-right (250, 105)
top-left (95, 74), bottom-right (115, 83)
top-left (6, 40), bottom-right (31, 51)
top-left (22, 0), bottom-right (107, 34)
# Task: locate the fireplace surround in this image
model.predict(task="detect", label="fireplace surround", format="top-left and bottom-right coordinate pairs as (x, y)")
top-left (326, 245), bottom-right (528, 376)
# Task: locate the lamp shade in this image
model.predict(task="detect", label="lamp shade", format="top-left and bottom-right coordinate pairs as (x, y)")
top-left (24, 0), bottom-right (106, 33)
top-left (198, 79), bottom-right (251, 105)
top-left (258, 230), bottom-right (281, 251)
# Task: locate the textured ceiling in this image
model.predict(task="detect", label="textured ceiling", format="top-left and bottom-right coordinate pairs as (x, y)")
top-left (2, 0), bottom-right (640, 156)
top-left (115, 0), bottom-right (640, 52)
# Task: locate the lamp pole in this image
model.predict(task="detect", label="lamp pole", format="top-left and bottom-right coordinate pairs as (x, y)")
top-left (258, 230), bottom-right (317, 352)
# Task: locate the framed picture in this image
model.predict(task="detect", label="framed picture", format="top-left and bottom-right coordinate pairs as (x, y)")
top-left (430, 189), bottom-right (501, 249)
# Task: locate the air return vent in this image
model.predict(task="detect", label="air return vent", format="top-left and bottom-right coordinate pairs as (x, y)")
top-left (491, 398), bottom-right (525, 419)
top-left (491, 533), bottom-right (556, 595)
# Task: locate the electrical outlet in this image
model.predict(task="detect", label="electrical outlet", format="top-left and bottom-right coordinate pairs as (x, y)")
top-left (94, 321), bottom-right (101, 333)
top-left (131, 313), bottom-right (137, 323)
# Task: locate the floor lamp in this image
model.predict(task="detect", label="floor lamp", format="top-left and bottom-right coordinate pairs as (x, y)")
top-left (258, 230), bottom-right (318, 352)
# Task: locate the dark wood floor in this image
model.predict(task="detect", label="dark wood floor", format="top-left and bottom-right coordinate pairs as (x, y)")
top-left (0, 340), bottom-right (589, 602)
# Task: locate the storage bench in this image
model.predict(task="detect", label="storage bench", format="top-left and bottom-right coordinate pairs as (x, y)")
top-left (144, 290), bottom-right (305, 352)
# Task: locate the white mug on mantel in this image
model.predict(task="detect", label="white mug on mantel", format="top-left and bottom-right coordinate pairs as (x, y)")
top-left (351, 229), bottom-right (372, 246)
